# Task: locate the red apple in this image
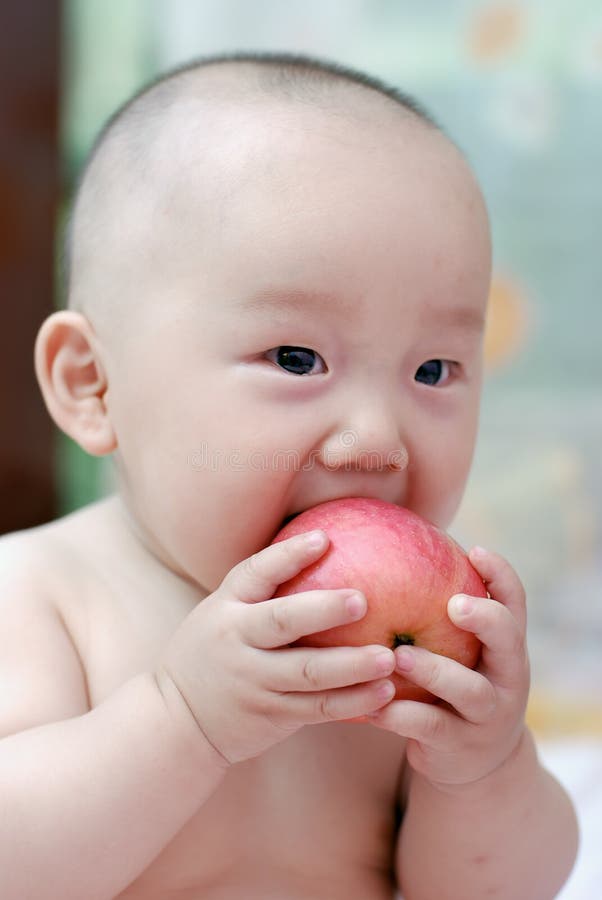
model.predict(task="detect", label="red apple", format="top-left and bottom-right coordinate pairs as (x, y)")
top-left (272, 498), bottom-right (485, 703)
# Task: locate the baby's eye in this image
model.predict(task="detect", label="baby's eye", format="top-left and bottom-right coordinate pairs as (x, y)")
top-left (264, 345), bottom-right (327, 376)
top-left (414, 359), bottom-right (454, 386)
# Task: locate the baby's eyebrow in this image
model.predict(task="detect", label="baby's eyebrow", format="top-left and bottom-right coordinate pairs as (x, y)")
top-left (232, 287), bottom-right (486, 333)
top-left (234, 287), bottom-right (353, 317)
top-left (421, 304), bottom-right (486, 333)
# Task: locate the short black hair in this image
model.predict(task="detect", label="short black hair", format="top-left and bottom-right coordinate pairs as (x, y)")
top-left (89, 51), bottom-right (439, 163)
top-left (63, 51), bottom-right (440, 304)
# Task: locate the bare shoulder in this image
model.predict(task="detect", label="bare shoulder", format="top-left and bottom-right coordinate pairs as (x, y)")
top-left (1, 527), bottom-right (67, 614)
top-left (0, 497), bottom-right (114, 607)
top-left (0, 502), bottom-right (115, 737)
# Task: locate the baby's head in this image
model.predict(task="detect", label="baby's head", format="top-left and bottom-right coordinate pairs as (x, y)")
top-left (36, 53), bottom-right (491, 592)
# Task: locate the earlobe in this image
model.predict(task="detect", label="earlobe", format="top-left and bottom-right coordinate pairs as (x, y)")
top-left (34, 311), bottom-right (117, 456)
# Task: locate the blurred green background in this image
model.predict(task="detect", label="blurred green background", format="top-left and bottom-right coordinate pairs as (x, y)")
top-left (57, 0), bottom-right (601, 730)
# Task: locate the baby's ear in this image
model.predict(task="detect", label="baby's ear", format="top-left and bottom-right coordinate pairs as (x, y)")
top-left (34, 311), bottom-right (116, 456)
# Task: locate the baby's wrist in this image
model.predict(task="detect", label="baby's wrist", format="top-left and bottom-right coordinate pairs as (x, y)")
top-left (420, 726), bottom-right (533, 799)
top-left (151, 668), bottom-right (232, 774)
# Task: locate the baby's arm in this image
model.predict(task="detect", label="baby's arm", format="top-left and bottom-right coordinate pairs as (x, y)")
top-left (0, 540), bottom-right (227, 900)
top-left (0, 530), bottom-right (395, 900)
top-left (398, 729), bottom-right (577, 899)
top-left (370, 548), bottom-right (578, 899)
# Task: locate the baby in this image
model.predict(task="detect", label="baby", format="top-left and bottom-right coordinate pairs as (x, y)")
top-left (1, 53), bottom-right (578, 899)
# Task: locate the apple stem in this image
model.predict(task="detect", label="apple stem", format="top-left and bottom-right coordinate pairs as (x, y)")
top-left (393, 634), bottom-right (415, 648)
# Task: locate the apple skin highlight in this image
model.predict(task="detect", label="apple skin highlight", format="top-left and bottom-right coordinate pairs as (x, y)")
top-left (272, 498), bottom-right (486, 704)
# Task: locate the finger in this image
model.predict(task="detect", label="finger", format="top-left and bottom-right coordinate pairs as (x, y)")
top-left (367, 698), bottom-right (458, 747)
top-left (448, 593), bottom-right (528, 690)
top-left (244, 588), bottom-right (367, 649)
top-left (223, 530), bottom-right (330, 604)
top-left (468, 547), bottom-right (527, 631)
top-left (394, 645), bottom-right (496, 723)
top-left (263, 644), bottom-right (396, 692)
top-left (281, 678), bottom-right (396, 725)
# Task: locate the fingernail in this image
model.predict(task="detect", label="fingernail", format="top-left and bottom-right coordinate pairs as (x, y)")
top-left (304, 530), bottom-right (327, 549)
top-left (471, 545), bottom-right (488, 559)
top-left (374, 649), bottom-right (395, 674)
top-left (345, 591), bottom-right (366, 619)
top-left (395, 647), bottom-right (415, 672)
top-left (451, 594), bottom-right (473, 616)
top-left (377, 681), bottom-right (396, 701)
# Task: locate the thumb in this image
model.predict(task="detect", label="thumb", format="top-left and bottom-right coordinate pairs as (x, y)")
top-left (221, 530), bottom-right (329, 604)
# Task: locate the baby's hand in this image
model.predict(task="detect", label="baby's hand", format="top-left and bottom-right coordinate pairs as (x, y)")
top-left (155, 530), bottom-right (396, 765)
top-left (368, 547), bottom-right (530, 787)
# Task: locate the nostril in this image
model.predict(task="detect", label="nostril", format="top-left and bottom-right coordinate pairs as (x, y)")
top-left (387, 446), bottom-right (409, 471)
top-left (319, 428), bottom-right (409, 474)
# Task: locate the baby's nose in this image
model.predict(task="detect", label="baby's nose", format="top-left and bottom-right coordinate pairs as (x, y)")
top-left (318, 419), bottom-right (408, 473)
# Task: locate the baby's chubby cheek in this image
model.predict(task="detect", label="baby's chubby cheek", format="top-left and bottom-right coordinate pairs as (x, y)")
top-left (167, 490), bottom-right (287, 593)
top-left (417, 442), bottom-right (477, 529)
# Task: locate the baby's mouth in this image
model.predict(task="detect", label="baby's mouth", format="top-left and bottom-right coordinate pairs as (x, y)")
top-left (281, 512), bottom-right (299, 527)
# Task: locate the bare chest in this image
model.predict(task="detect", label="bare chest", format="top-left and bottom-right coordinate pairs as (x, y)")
top-left (118, 724), bottom-right (403, 898)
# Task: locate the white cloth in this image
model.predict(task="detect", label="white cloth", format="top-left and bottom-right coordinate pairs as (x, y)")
top-left (539, 738), bottom-right (602, 899)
